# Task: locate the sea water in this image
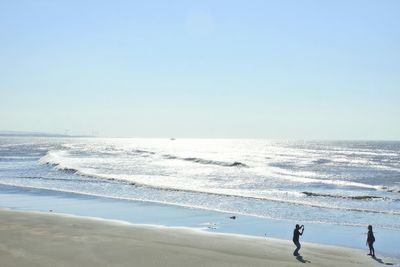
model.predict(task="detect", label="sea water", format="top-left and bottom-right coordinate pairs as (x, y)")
top-left (1, 137), bottom-right (399, 256)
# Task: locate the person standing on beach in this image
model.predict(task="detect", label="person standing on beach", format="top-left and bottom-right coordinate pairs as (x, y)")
top-left (366, 225), bottom-right (375, 257)
top-left (293, 224), bottom-right (304, 256)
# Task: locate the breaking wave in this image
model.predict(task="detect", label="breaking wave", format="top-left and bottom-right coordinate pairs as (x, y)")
top-left (164, 154), bottom-right (248, 167)
top-left (301, 191), bottom-right (398, 201)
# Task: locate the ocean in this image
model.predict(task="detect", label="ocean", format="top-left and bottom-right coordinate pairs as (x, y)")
top-left (1, 137), bottom-right (399, 256)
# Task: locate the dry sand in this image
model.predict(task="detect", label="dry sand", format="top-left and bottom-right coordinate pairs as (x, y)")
top-left (0, 209), bottom-right (390, 267)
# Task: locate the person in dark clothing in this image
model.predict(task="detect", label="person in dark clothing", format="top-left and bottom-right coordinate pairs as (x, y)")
top-left (366, 225), bottom-right (375, 257)
top-left (293, 224), bottom-right (304, 256)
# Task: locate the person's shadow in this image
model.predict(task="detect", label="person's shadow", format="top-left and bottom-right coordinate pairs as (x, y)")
top-left (296, 255), bottom-right (311, 263)
top-left (372, 256), bottom-right (395, 265)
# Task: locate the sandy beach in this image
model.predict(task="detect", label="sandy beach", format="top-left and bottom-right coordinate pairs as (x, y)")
top-left (0, 209), bottom-right (390, 267)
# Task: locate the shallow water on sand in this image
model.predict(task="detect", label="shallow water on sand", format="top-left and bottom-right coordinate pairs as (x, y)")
top-left (1, 184), bottom-right (399, 258)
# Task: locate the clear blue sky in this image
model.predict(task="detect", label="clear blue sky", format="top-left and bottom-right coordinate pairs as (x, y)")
top-left (1, 0), bottom-right (399, 139)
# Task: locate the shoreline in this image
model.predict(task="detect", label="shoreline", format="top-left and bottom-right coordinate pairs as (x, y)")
top-left (1, 183), bottom-right (400, 258)
top-left (1, 209), bottom-right (395, 267)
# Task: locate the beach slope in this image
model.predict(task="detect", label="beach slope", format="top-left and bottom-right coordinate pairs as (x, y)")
top-left (0, 210), bottom-right (379, 267)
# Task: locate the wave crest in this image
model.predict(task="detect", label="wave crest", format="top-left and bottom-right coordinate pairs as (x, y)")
top-left (302, 191), bottom-right (391, 200)
top-left (163, 154), bottom-right (248, 167)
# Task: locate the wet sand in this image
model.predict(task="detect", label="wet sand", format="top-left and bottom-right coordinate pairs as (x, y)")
top-left (0, 209), bottom-right (390, 267)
